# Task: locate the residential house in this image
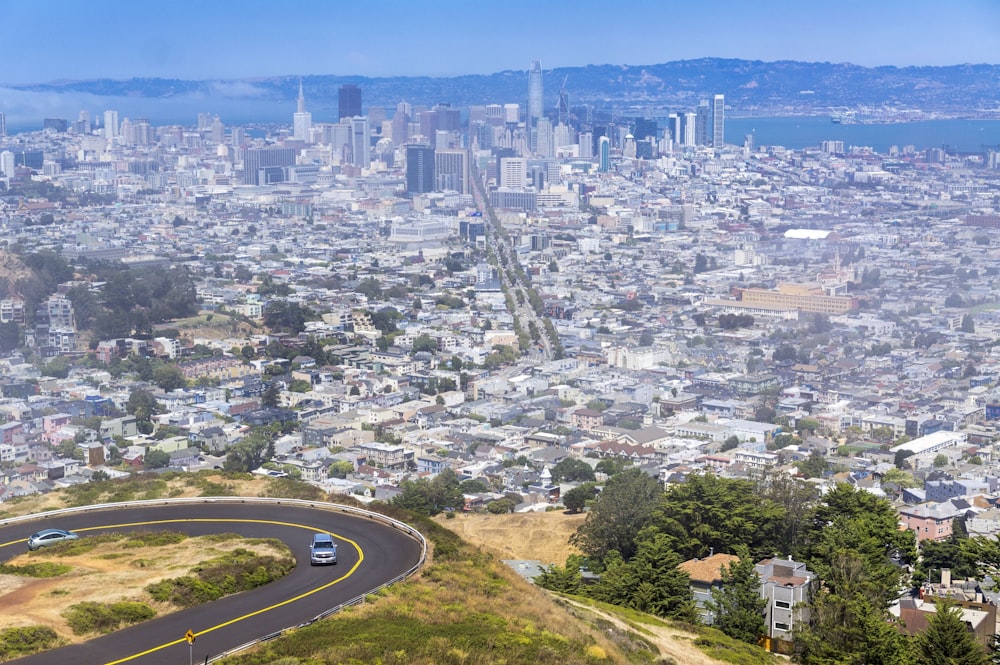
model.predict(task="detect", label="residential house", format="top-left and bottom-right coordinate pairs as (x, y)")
top-left (678, 553), bottom-right (740, 625)
top-left (757, 558), bottom-right (817, 648)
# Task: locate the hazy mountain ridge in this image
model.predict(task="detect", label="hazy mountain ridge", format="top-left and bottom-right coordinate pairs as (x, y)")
top-left (8, 58), bottom-right (1000, 114)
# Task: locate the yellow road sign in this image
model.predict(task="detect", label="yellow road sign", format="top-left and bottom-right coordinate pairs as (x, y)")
top-left (185, 629), bottom-right (196, 644)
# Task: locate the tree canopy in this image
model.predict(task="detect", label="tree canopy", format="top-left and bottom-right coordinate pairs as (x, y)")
top-left (570, 468), bottom-right (661, 563)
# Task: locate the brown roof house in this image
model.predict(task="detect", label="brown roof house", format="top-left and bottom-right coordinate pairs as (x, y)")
top-left (678, 552), bottom-right (741, 625)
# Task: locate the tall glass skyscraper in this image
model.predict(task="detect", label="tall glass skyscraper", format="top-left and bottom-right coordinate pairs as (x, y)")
top-left (338, 84), bottom-right (362, 120)
top-left (712, 94), bottom-right (725, 148)
top-left (528, 60), bottom-right (543, 126)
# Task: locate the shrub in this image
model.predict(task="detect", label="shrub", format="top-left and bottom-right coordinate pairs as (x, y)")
top-left (62, 601), bottom-right (156, 635)
top-left (0, 562), bottom-right (71, 577)
top-left (146, 549), bottom-right (294, 608)
top-left (0, 626), bottom-right (59, 658)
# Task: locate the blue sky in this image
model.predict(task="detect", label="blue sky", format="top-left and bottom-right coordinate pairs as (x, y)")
top-left (3, 0), bottom-right (1000, 84)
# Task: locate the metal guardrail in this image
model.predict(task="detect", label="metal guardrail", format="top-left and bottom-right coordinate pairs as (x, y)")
top-left (0, 496), bottom-right (428, 663)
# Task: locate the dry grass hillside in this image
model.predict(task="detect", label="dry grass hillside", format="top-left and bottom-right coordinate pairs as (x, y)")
top-left (434, 510), bottom-right (586, 565)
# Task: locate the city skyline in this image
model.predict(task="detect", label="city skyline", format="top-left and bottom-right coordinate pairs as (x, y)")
top-left (2, 0), bottom-right (1000, 85)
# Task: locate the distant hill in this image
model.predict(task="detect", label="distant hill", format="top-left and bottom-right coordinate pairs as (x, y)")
top-left (7, 58), bottom-right (1000, 121)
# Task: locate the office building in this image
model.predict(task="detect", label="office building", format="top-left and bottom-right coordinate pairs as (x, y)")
top-left (683, 113), bottom-right (697, 146)
top-left (242, 146), bottom-right (297, 185)
top-left (231, 127), bottom-right (245, 148)
top-left (712, 94), bottom-right (725, 148)
top-left (578, 132), bottom-right (593, 159)
top-left (598, 136), bottom-right (610, 172)
top-left (535, 117), bottom-right (554, 157)
top-left (485, 104), bottom-right (504, 126)
top-left (499, 157), bottom-right (527, 189)
top-left (0, 151), bottom-right (14, 177)
top-left (73, 110), bottom-right (91, 134)
top-left (209, 116), bottom-right (224, 144)
top-left (553, 123), bottom-right (573, 150)
top-left (435, 104), bottom-right (461, 132)
top-left (43, 118), bottom-right (68, 132)
top-left (338, 84), bottom-right (362, 120)
top-left (293, 80), bottom-right (312, 142)
top-left (503, 103), bottom-right (520, 124)
top-left (666, 114), bottom-right (680, 144)
top-left (696, 100), bottom-right (710, 146)
top-left (103, 110), bottom-right (119, 139)
top-left (406, 144), bottom-right (435, 195)
top-left (435, 148), bottom-right (469, 194)
top-left (392, 102), bottom-right (411, 144)
top-left (528, 60), bottom-right (543, 125)
top-left (0, 112), bottom-right (5, 137)
top-left (350, 117), bottom-right (370, 168)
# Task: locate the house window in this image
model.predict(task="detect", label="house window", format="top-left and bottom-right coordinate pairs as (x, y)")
top-left (774, 600), bottom-right (791, 609)
top-left (774, 622), bottom-right (790, 632)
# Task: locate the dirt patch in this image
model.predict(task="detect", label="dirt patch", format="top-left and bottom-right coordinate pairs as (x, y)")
top-left (0, 535), bottom-right (289, 644)
top-left (435, 511), bottom-right (587, 565)
top-left (560, 597), bottom-right (728, 665)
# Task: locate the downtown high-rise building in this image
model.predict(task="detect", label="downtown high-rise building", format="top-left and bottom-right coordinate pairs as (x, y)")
top-left (683, 113), bottom-right (697, 146)
top-left (293, 80), bottom-right (312, 142)
top-left (350, 116), bottom-right (370, 168)
top-left (0, 112), bottom-right (5, 137)
top-left (712, 94), bottom-right (725, 148)
top-left (696, 100), bottom-right (710, 146)
top-left (534, 117), bottom-right (554, 157)
top-left (406, 144), bottom-right (435, 195)
top-left (103, 110), bottom-right (119, 140)
top-left (338, 84), bottom-right (362, 120)
top-left (210, 116), bottom-right (224, 144)
top-left (528, 60), bottom-right (543, 126)
top-left (499, 157), bottom-right (527, 189)
top-left (435, 148), bottom-right (469, 194)
top-left (598, 136), bottom-right (610, 173)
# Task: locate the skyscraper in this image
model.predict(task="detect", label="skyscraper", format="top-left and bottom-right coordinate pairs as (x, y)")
top-left (435, 149), bottom-right (469, 194)
top-left (0, 112), bottom-right (5, 137)
top-left (598, 136), bottom-right (610, 173)
top-left (683, 113), bottom-right (697, 146)
top-left (712, 94), bottom-right (725, 148)
top-left (535, 117), bottom-right (554, 157)
top-left (528, 60), bottom-right (543, 126)
top-left (338, 84), bottom-right (362, 120)
top-left (350, 116), bottom-right (370, 168)
top-left (103, 110), bottom-right (119, 139)
top-left (406, 144), bottom-right (435, 195)
top-left (696, 100), bottom-right (710, 146)
top-left (293, 80), bottom-right (312, 142)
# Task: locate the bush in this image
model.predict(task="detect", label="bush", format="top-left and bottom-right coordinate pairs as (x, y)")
top-left (0, 562), bottom-right (71, 577)
top-left (146, 549), bottom-right (295, 608)
top-left (0, 626), bottom-right (60, 658)
top-left (62, 601), bottom-right (157, 635)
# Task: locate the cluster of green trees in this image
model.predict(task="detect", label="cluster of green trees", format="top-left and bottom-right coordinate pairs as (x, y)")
top-left (71, 266), bottom-right (198, 339)
top-left (536, 472), bottom-right (969, 664)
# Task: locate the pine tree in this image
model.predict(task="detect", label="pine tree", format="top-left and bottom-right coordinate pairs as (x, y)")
top-left (917, 601), bottom-right (989, 665)
top-left (706, 547), bottom-right (766, 643)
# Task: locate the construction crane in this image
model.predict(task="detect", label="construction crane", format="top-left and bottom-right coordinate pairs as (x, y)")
top-left (558, 75), bottom-right (570, 126)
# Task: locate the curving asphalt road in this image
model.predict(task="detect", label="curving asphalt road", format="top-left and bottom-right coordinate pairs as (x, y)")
top-left (0, 500), bottom-right (424, 664)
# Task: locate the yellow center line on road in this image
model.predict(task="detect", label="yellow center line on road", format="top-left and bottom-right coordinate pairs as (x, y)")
top-left (1, 517), bottom-right (364, 664)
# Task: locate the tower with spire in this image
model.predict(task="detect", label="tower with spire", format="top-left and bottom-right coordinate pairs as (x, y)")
top-left (293, 79), bottom-right (312, 142)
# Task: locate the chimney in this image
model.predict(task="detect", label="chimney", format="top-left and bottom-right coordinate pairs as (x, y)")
top-left (941, 568), bottom-right (952, 587)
